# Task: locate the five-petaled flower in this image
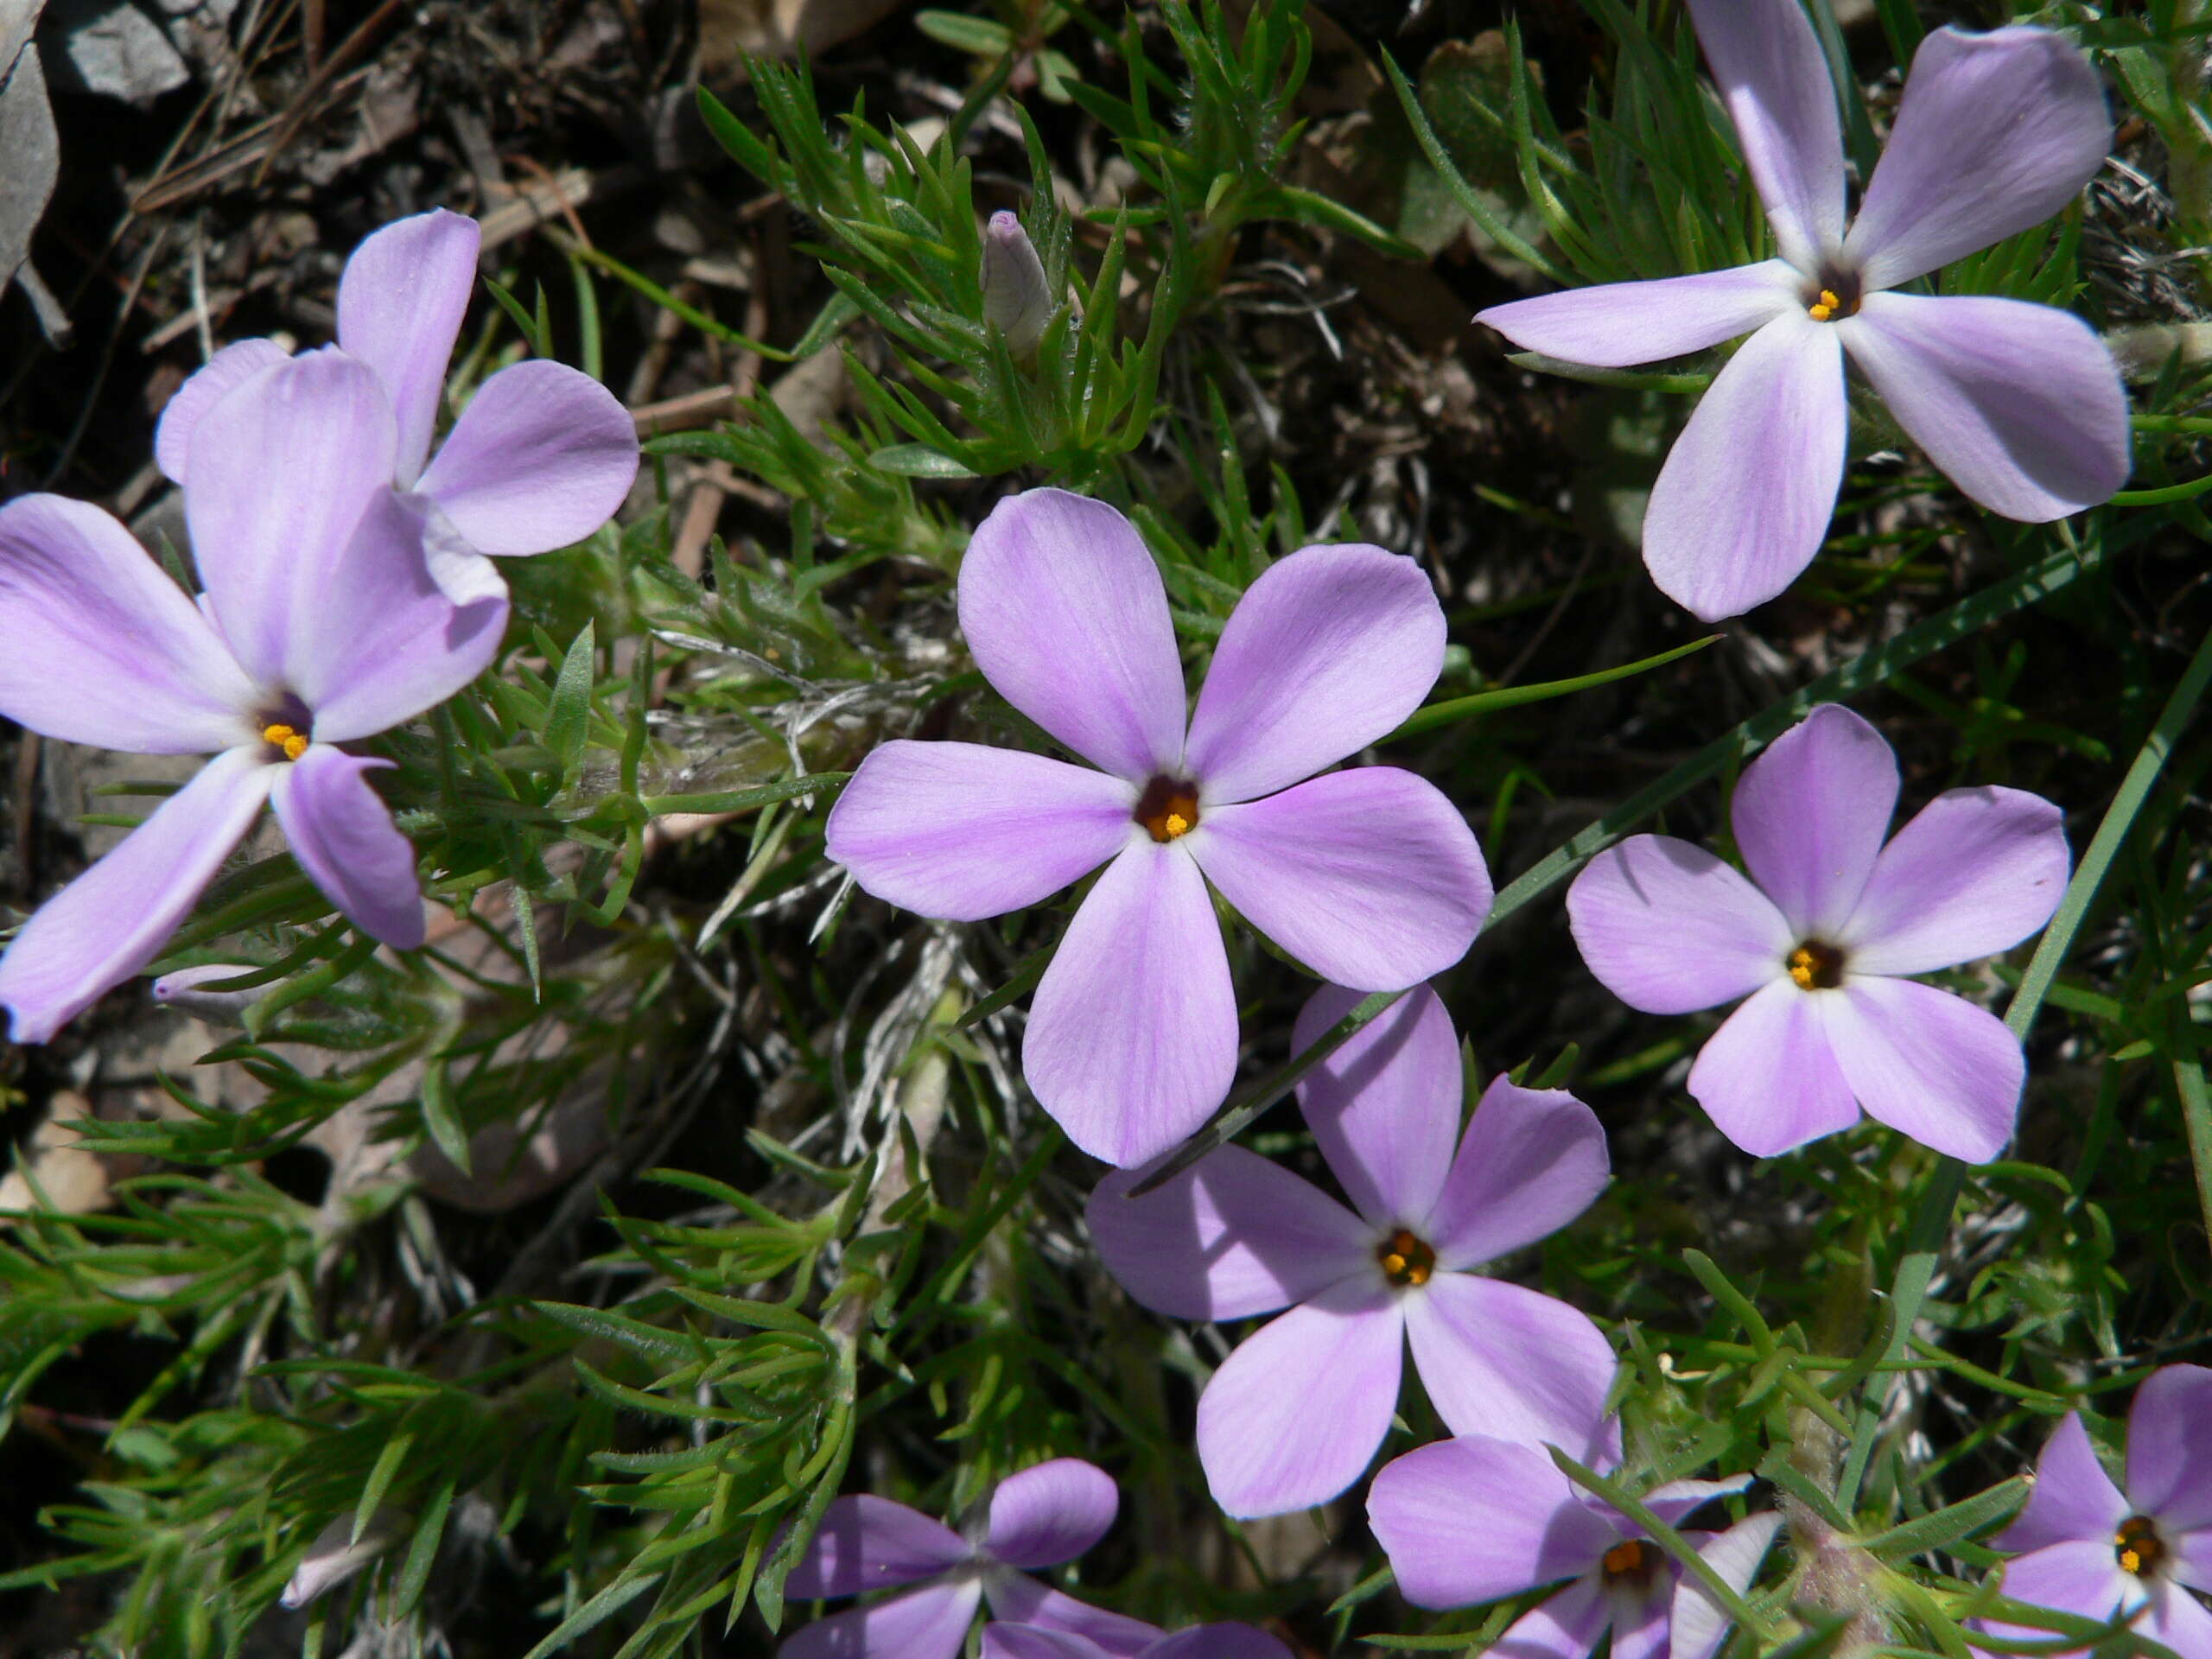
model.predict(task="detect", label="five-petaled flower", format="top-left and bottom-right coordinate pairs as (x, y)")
top-left (779, 1459), bottom-right (1160, 1659)
top-left (1981, 1365), bottom-right (2212, 1658)
top-left (825, 488), bottom-right (1492, 1166)
top-left (1478, 0), bottom-right (2129, 621)
top-left (982, 1621), bottom-right (1291, 1659)
top-left (0, 351), bottom-right (508, 1043)
top-left (1567, 703), bottom-right (2068, 1162)
top-left (1368, 1430), bottom-right (1779, 1659)
top-left (152, 209), bottom-right (639, 607)
top-left (1087, 983), bottom-right (1618, 1516)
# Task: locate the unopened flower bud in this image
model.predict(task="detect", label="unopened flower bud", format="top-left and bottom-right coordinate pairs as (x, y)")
top-left (981, 210), bottom-right (1051, 355)
top-left (281, 1508), bottom-right (402, 1609)
top-left (149, 963), bottom-right (265, 1025)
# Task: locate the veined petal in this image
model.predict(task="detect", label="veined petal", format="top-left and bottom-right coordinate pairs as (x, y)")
top-left (1567, 836), bottom-right (1793, 1015)
top-left (1192, 768), bottom-right (1490, 991)
top-left (2144, 1587), bottom-right (2212, 1659)
top-left (1402, 1274), bottom-right (1619, 1462)
top-left (982, 1577), bottom-right (1162, 1657)
top-left (270, 747), bottom-right (424, 948)
top-left (1183, 543), bottom-right (1443, 804)
top-left (1087, 1145), bottom-right (1374, 1322)
top-left (1642, 313), bottom-right (1845, 622)
top-left (1843, 27), bottom-right (2109, 292)
top-left (1818, 977), bottom-right (2022, 1162)
top-left (1497, 1579), bottom-right (1612, 1659)
top-left (984, 1460), bottom-right (1116, 1570)
top-left (414, 359), bottom-right (640, 555)
top-left (1428, 1077), bottom-right (1610, 1271)
top-left (1842, 785), bottom-right (2069, 976)
top-left (957, 490), bottom-right (1186, 784)
top-left (826, 742), bottom-right (1135, 922)
top-left (1196, 1287), bottom-right (1405, 1518)
top-left (2127, 1366), bottom-right (2212, 1535)
top-left (154, 338), bottom-right (291, 484)
top-left (0, 494), bottom-right (257, 753)
top-left (1477, 263), bottom-right (1800, 369)
top-left (1671, 1515), bottom-right (1782, 1659)
top-left (1290, 982), bottom-right (1465, 1236)
top-left (982, 1628), bottom-right (1109, 1659)
top-left (1144, 1625), bottom-right (1293, 1659)
top-left (1682, 0), bottom-right (1846, 271)
top-left (1368, 1435), bottom-right (1619, 1609)
top-left (779, 1579), bottom-right (982, 1659)
top-left (183, 349), bottom-right (400, 690)
top-left (1729, 704), bottom-right (1897, 939)
top-left (1838, 295), bottom-right (2128, 520)
top-left (1645, 1476), bottom-right (1754, 1530)
top-left (335, 209), bottom-right (482, 486)
top-left (1994, 1414), bottom-right (2127, 1556)
top-left (1608, 1567), bottom-right (1675, 1659)
top-left (785, 1496), bottom-right (969, 1597)
top-left (0, 747), bottom-right (272, 1045)
top-left (1987, 1541), bottom-right (2138, 1637)
top-left (1024, 842), bottom-right (1236, 1167)
top-left (1686, 980), bottom-right (1862, 1158)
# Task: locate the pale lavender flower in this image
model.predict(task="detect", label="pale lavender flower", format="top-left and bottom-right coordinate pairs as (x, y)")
top-left (825, 488), bottom-right (1491, 1167)
top-left (1478, 0), bottom-right (2128, 621)
top-left (982, 211), bottom-right (1052, 353)
top-left (1368, 1431), bottom-right (1779, 1659)
top-left (1567, 704), bottom-right (2068, 1162)
top-left (982, 1620), bottom-right (1291, 1659)
top-left (1086, 983), bottom-right (1617, 1517)
top-left (0, 351), bottom-right (507, 1043)
top-left (779, 1459), bottom-right (1159, 1659)
top-left (153, 209), bottom-right (639, 606)
top-left (1981, 1365), bottom-right (2212, 1658)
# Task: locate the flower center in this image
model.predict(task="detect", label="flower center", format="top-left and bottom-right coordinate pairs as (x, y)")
top-left (1804, 268), bottom-right (1863, 323)
top-left (1602, 1539), bottom-right (1654, 1580)
top-left (2115, 1515), bottom-right (2164, 1578)
top-left (261, 722), bottom-right (309, 762)
top-left (1376, 1229), bottom-right (1435, 1287)
top-left (1134, 775), bottom-right (1200, 843)
top-left (1787, 940), bottom-right (1847, 991)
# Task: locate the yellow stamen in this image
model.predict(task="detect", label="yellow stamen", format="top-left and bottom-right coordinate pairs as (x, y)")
top-left (1788, 947), bottom-right (1819, 988)
top-left (1603, 1541), bottom-right (1650, 1577)
top-left (1376, 1228), bottom-right (1435, 1287)
top-left (2116, 1516), bottom-right (2164, 1577)
top-left (1808, 288), bottom-right (1841, 322)
top-left (1162, 811), bottom-right (1190, 838)
top-left (1788, 940), bottom-right (1846, 991)
top-left (1135, 777), bottom-right (1202, 843)
top-left (262, 723), bottom-right (308, 761)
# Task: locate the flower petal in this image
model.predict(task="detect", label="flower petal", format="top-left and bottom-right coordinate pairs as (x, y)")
top-left (1144, 1624), bottom-right (1294, 1659)
top-left (270, 747), bottom-right (424, 948)
top-left (825, 742), bottom-right (1134, 923)
top-left (1671, 1515), bottom-right (1782, 1659)
top-left (957, 490), bottom-right (1186, 784)
top-left (0, 747), bottom-right (272, 1045)
top-left (785, 1496), bottom-right (969, 1598)
top-left (1609, 1569), bottom-right (1675, 1659)
top-left (2144, 1586), bottom-right (2212, 1659)
top-left (1402, 1274), bottom-right (1620, 1463)
top-left (1427, 1077), bottom-right (1610, 1271)
top-left (1989, 1540), bottom-right (2137, 1634)
top-left (1842, 27), bottom-right (2109, 292)
top-left (1191, 768), bottom-right (1490, 990)
top-left (1478, 263), bottom-right (1801, 370)
top-left (289, 491), bottom-right (509, 744)
top-left (1682, 0), bottom-right (1846, 271)
top-left (1368, 1435), bottom-right (1619, 1609)
top-left (1685, 980), bottom-right (1863, 1157)
top-left (1567, 836), bottom-right (1792, 1015)
top-left (780, 1580), bottom-right (982, 1659)
top-left (1497, 1579), bottom-right (1613, 1659)
top-left (982, 1577), bottom-right (1163, 1656)
top-left (1819, 977), bottom-right (2022, 1162)
top-left (1643, 313), bottom-right (1844, 622)
top-left (413, 359), bottom-right (639, 554)
top-left (1730, 703), bottom-right (1897, 939)
top-left (0, 494), bottom-right (257, 753)
top-left (154, 338), bottom-right (292, 484)
top-left (982, 1628), bottom-right (1109, 1659)
top-left (1183, 543), bottom-right (1444, 804)
top-left (1646, 1476), bottom-right (1754, 1529)
top-left (1289, 981), bottom-right (1465, 1235)
top-left (2126, 1366), bottom-right (2212, 1535)
top-left (1195, 1288), bottom-right (1405, 1518)
top-left (1024, 842), bottom-right (1236, 1167)
top-left (1087, 1145), bottom-right (1373, 1322)
top-left (183, 348), bottom-right (400, 690)
top-left (1841, 785), bottom-right (2069, 976)
top-left (1838, 295), bottom-right (2128, 520)
top-left (985, 1460), bottom-right (1117, 1570)
top-left (334, 209), bottom-right (482, 485)
top-left (1994, 1414), bottom-right (2128, 1556)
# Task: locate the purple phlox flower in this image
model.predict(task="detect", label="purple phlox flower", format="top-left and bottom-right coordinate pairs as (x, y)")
top-left (153, 209), bottom-right (639, 607)
top-left (780, 1459), bottom-right (1160, 1659)
top-left (982, 1619), bottom-right (1293, 1659)
top-left (1567, 703), bottom-right (2069, 1163)
top-left (1478, 0), bottom-right (2128, 622)
top-left (1981, 1365), bottom-right (2212, 1659)
top-left (1085, 982), bottom-right (1618, 1518)
top-left (0, 351), bottom-right (507, 1043)
top-left (824, 488), bottom-right (1492, 1167)
top-left (1369, 1431), bottom-right (1781, 1659)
